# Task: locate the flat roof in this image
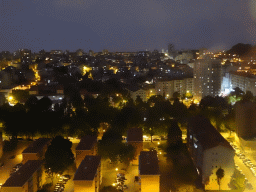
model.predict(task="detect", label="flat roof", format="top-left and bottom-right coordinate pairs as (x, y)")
top-left (73, 156), bottom-right (101, 181)
top-left (139, 151), bottom-right (160, 175)
top-left (76, 135), bottom-right (97, 151)
top-left (127, 128), bottom-right (143, 142)
top-left (22, 138), bottom-right (51, 154)
top-left (2, 160), bottom-right (43, 187)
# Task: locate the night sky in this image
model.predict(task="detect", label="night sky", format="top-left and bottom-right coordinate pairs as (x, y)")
top-left (1, 0), bottom-right (256, 53)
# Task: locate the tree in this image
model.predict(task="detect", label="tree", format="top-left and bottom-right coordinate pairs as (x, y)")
top-left (98, 129), bottom-right (122, 162)
top-left (229, 169), bottom-right (245, 190)
top-left (172, 92), bottom-right (180, 99)
top-left (243, 90), bottom-right (254, 102)
top-left (119, 144), bottom-right (135, 166)
top-left (216, 167), bottom-right (224, 191)
top-left (135, 95), bottom-right (143, 106)
top-left (37, 96), bottom-right (52, 112)
top-left (25, 96), bottom-right (38, 111)
top-left (44, 136), bottom-right (75, 178)
top-left (167, 120), bottom-right (182, 148)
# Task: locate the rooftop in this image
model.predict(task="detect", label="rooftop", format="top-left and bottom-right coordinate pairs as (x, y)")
top-left (22, 138), bottom-right (51, 154)
top-left (2, 160), bottom-right (43, 187)
top-left (139, 151), bottom-right (160, 175)
top-left (127, 128), bottom-right (143, 142)
top-left (188, 116), bottom-right (234, 151)
top-left (230, 71), bottom-right (256, 79)
top-left (76, 135), bottom-right (97, 151)
top-left (73, 156), bottom-right (101, 181)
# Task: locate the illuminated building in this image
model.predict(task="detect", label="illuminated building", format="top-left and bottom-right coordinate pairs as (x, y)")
top-left (155, 77), bottom-right (193, 99)
top-left (230, 71), bottom-right (256, 96)
top-left (75, 135), bottom-right (98, 168)
top-left (127, 128), bottom-right (143, 165)
top-left (22, 138), bottom-right (51, 164)
top-left (193, 57), bottom-right (222, 100)
top-left (73, 156), bottom-right (101, 192)
top-left (1, 160), bottom-right (46, 192)
top-left (139, 151), bottom-right (160, 192)
top-left (187, 116), bottom-right (235, 190)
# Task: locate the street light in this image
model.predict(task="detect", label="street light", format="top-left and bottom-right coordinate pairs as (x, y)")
top-left (115, 168), bottom-right (118, 171)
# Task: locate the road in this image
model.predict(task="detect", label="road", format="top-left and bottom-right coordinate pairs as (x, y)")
top-left (234, 156), bottom-right (256, 192)
top-left (221, 132), bottom-right (256, 191)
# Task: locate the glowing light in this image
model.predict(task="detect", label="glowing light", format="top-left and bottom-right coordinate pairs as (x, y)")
top-left (115, 168), bottom-right (118, 171)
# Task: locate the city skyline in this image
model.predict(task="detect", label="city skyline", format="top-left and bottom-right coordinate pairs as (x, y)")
top-left (2, 0), bottom-right (256, 53)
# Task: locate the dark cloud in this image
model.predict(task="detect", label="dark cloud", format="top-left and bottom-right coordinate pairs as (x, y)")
top-left (0, 0), bottom-right (255, 52)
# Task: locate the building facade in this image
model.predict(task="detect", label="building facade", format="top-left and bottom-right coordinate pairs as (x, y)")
top-left (193, 57), bottom-right (222, 100)
top-left (155, 77), bottom-right (194, 99)
top-left (73, 156), bottom-right (101, 192)
top-left (230, 71), bottom-right (256, 96)
top-left (75, 135), bottom-right (98, 168)
top-left (1, 160), bottom-right (45, 192)
top-left (139, 151), bottom-right (160, 192)
top-left (22, 138), bottom-right (51, 164)
top-left (187, 116), bottom-right (235, 190)
top-left (127, 128), bottom-right (143, 165)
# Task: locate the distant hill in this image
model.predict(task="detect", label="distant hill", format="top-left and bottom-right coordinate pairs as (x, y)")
top-left (226, 43), bottom-right (252, 57)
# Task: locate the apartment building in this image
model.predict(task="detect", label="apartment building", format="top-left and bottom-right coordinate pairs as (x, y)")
top-left (1, 160), bottom-right (45, 192)
top-left (193, 57), bottom-right (222, 100)
top-left (73, 156), bottom-right (101, 192)
top-left (155, 77), bottom-right (194, 99)
top-left (230, 71), bottom-right (256, 96)
top-left (22, 138), bottom-right (51, 164)
top-left (129, 87), bottom-right (147, 102)
top-left (75, 135), bottom-right (98, 168)
top-left (187, 116), bottom-right (235, 190)
top-left (127, 128), bottom-right (143, 165)
top-left (139, 151), bottom-right (160, 192)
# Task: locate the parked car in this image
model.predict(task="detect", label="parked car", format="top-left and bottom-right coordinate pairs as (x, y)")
top-left (63, 175), bottom-right (71, 180)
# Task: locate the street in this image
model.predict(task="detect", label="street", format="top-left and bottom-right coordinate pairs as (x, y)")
top-left (221, 132), bottom-right (256, 191)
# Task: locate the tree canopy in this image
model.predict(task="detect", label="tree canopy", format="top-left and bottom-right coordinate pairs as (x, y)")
top-left (44, 136), bottom-right (75, 176)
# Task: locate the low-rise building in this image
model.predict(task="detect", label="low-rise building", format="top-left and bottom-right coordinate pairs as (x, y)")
top-left (139, 151), bottom-right (160, 192)
top-left (127, 128), bottom-right (143, 165)
top-left (1, 160), bottom-right (45, 192)
top-left (22, 138), bottom-right (51, 164)
top-left (28, 85), bottom-right (64, 109)
top-left (73, 156), bottom-right (101, 192)
top-left (187, 116), bottom-right (235, 190)
top-left (75, 135), bottom-right (98, 168)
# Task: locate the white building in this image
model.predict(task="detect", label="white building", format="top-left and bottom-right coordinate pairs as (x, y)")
top-left (155, 77), bottom-right (194, 99)
top-left (193, 57), bottom-right (222, 100)
top-left (187, 116), bottom-right (235, 191)
top-left (230, 71), bottom-right (256, 96)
